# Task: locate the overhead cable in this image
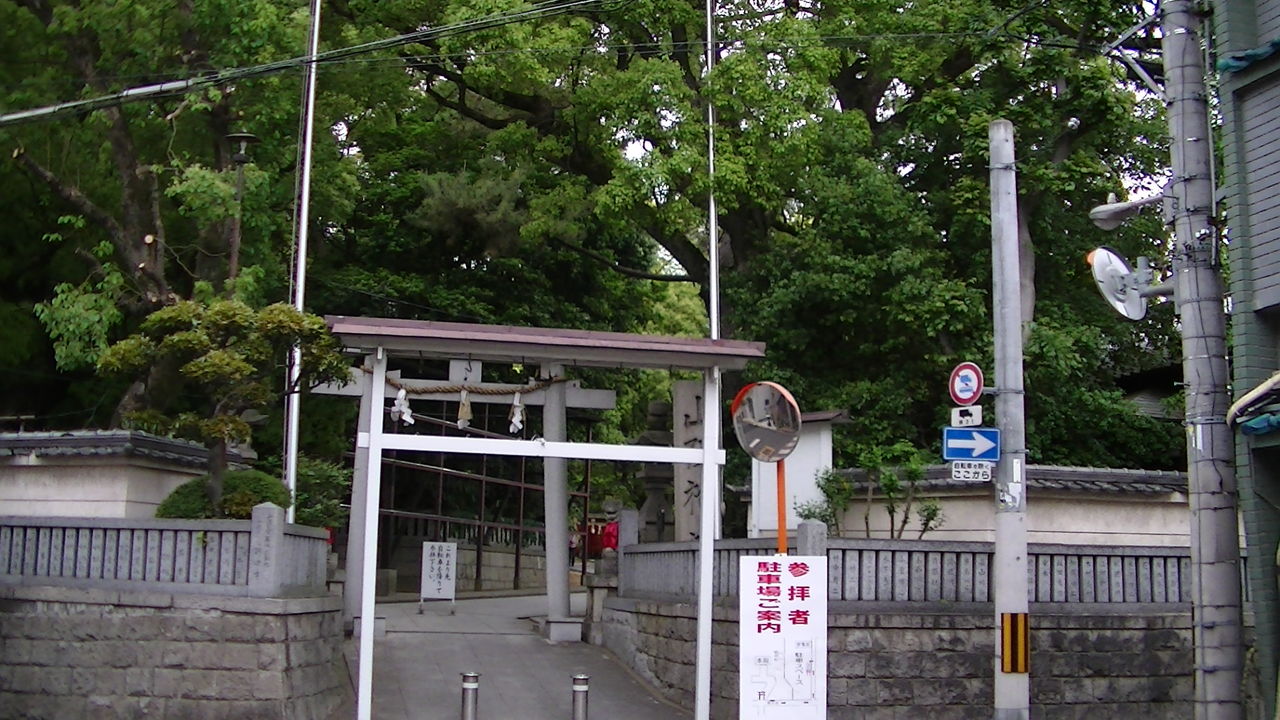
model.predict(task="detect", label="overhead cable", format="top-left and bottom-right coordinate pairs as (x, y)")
top-left (0, 0), bottom-right (611, 128)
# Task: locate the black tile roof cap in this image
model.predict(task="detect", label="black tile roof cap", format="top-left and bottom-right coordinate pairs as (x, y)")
top-left (0, 430), bottom-right (244, 471)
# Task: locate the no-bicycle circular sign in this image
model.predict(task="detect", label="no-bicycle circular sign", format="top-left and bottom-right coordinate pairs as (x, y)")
top-left (949, 362), bottom-right (984, 406)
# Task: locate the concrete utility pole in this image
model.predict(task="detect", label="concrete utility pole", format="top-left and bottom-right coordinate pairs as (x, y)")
top-left (988, 119), bottom-right (1030, 720)
top-left (1162, 2), bottom-right (1244, 716)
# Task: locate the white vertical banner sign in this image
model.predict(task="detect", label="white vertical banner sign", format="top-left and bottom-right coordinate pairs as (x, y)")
top-left (419, 541), bottom-right (457, 605)
top-left (738, 555), bottom-right (827, 719)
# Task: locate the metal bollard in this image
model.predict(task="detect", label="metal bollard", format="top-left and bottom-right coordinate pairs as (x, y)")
top-left (460, 672), bottom-right (480, 720)
top-left (570, 674), bottom-right (589, 720)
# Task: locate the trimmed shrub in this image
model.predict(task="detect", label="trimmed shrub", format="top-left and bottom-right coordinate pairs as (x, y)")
top-left (294, 456), bottom-right (351, 529)
top-left (155, 469), bottom-right (291, 519)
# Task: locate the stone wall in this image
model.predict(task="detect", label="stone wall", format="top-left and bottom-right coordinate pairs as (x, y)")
top-left (0, 585), bottom-right (350, 719)
top-left (456, 545), bottom-right (548, 590)
top-left (599, 597), bottom-right (1195, 719)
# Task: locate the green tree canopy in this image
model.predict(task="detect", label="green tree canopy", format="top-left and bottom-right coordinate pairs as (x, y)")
top-left (97, 298), bottom-right (349, 508)
top-left (3, 0), bottom-right (1185, 472)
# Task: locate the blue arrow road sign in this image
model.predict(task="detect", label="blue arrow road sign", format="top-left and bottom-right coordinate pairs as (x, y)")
top-left (942, 427), bottom-right (1001, 462)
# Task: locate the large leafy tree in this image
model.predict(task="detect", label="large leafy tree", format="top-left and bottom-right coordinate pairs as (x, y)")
top-left (333, 0), bottom-right (1181, 467)
top-left (2, 0), bottom-right (1183, 471)
top-left (0, 0), bottom-right (353, 420)
top-left (728, 1), bottom-right (1183, 466)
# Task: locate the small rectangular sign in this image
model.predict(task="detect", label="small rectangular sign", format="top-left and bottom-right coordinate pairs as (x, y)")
top-left (420, 541), bottom-right (457, 601)
top-left (950, 405), bottom-right (982, 427)
top-left (942, 427), bottom-right (1001, 462)
top-left (950, 461), bottom-right (994, 482)
top-left (739, 556), bottom-right (827, 720)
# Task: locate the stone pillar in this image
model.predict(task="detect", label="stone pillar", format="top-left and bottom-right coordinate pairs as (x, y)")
top-left (617, 508), bottom-right (639, 549)
top-left (249, 503), bottom-right (286, 597)
top-left (672, 380), bottom-right (702, 541)
top-left (616, 508), bottom-right (639, 597)
top-left (632, 402), bottom-right (673, 541)
top-left (796, 519), bottom-right (828, 558)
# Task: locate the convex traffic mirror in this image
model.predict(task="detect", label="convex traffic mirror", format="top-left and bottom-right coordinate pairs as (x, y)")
top-left (730, 381), bottom-right (802, 462)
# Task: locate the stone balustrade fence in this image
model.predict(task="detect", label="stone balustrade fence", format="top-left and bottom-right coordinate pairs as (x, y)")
top-left (619, 522), bottom-right (1247, 608)
top-left (0, 503), bottom-right (329, 598)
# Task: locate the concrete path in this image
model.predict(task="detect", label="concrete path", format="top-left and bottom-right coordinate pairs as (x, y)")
top-left (337, 592), bottom-right (689, 720)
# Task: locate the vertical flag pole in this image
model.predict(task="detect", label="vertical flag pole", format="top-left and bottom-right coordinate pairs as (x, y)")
top-left (693, 0), bottom-right (721, 714)
top-left (282, 0), bottom-right (323, 524)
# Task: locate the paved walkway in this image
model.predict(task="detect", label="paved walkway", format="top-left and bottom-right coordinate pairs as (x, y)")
top-left (336, 592), bottom-right (688, 720)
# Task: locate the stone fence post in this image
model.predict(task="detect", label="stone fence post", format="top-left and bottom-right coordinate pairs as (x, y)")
top-left (249, 502), bottom-right (287, 597)
top-left (616, 508), bottom-right (639, 597)
top-left (797, 520), bottom-right (828, 558)
top-left (584, 508), bottom-right (639, 645)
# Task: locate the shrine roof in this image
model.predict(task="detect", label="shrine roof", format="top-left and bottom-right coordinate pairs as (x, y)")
top-left (326, 316), bottom-right (766, 371)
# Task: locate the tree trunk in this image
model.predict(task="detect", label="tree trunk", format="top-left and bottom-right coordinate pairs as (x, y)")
top-left (110, 380), bottom-right (148, 429)
top-left (206, 436), bottom-right (228, 513)
top-left (863, 471), bottom-right (874, 538)
top-left (1016, 201), bottom-right (1037, 339)
top-left (896, 481), bottom-right (917, 539)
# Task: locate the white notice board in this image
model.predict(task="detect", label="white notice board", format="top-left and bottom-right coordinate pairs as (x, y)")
top-left (738, 555), bottom-right (827, 719)
top-left (419, 542), bottom-right (457, 610)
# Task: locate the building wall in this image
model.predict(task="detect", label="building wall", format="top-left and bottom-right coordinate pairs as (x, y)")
top-left (748, 422), bottom-right (833, 537)
top-left (0, 456), bottom-right (201, 518)
top-left (0, 585), bottom-right (349, 719)
top-left (599, 597), bottom-right (1201, 720)
top-left (839, 491), bottom-right (1192, 546)
top-left (749, 465), bottom-right (1194, 546)
top-left (1238, 76), bottom-right (1280, 308)
top-left (1215, 0), bottom-right (1280, 711)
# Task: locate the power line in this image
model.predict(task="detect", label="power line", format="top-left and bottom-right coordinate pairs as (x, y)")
top-left (2, 2), bottom-right (1155, 127)
top-left (0, 29), bottom-right (1060, 93)
top-left (2, 29), bottom-right (995, 91)
top-left (311, 32), bottom-right (1125, 71)
top-left (0, 0), bottom-right (614, 128)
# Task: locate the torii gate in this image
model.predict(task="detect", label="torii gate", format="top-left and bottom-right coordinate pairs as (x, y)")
top-left (325, 315), bottom-right (765, 720)
top-left (316, 358), bottom-right (617, 628)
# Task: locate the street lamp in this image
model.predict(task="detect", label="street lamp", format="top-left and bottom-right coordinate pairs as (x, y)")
top-left (1086, 182), bottom-right (1179, 317)
top-left (1087, 190), bottom-right (1165, 230)
top-left (225, 131), bottom-right (259, 284)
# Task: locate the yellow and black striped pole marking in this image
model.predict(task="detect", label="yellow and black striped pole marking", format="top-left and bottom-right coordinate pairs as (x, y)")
top-left (1000, 612), bottom-right (1030, 674)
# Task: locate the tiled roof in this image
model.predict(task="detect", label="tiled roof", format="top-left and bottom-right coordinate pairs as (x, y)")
top-left (800, 410), bottom-right (850, 424)
top-left (0, 431), bottom-right (243, 471)
top-left (835, 464), bottom-right (1186, 495)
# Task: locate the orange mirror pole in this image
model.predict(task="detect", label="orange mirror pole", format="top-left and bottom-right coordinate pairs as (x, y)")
top-left (776, 459), bottom-right (788, 555)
